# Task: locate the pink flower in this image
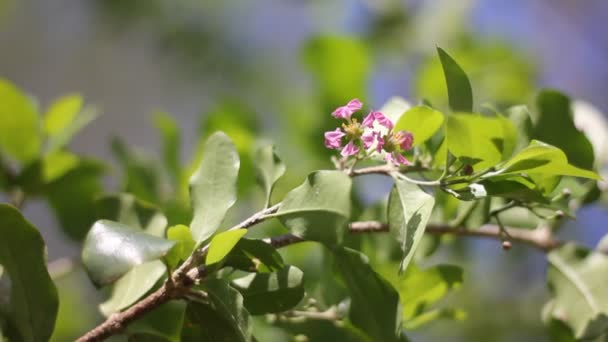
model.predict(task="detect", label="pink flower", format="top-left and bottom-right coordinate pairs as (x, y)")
top-left (373, 111), bottom-right (393, 130)
top-left (362, 112), bottom-right (376, 127)
top-left (332, 99), bottom-right (363, 119)
top-left (385, 152), bottom-right (410, 166)
top-left (361, 131), bottom-right (376, 149)
top-left (324, 128), bottom-right (345, 149)
top-left (376, 134), bottom-right (385, 153)
top-left (394, 131), bottom-right (413, 150)
top-left (341, 141), bottom-right (359, 157)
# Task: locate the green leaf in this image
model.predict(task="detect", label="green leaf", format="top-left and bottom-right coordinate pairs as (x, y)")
top-left (394, 105), bottom-right (444, 146)
top-left (153, 112), bottom-right (181, 183)
top-left (127, 300), bottom-right (186, 342)
top-left (534, 90), bottom-right (595, 170)
top-left (99, 260), bottom-right (166, 316)
top-left (81, 220), bottom-right (175, 286)
top-left (388, 178), bottom-right (435, 273)
top-left (378, 97), bottom-right (412, 125)
top-left (206, 229), bottom-right (248, 266)
top-left (0, 204), bottom-right (58, 342)
top-left (398, 264), bottom-right (463, 321)
top-left (43, 94), bottom-right (82, 136)
top-left (446, 114), bottom-right (511, 170)
top-left (165, 225), bottom-right (196, 268)
top-left (95, 193), bottom-right (168, 237)
top-left (490, 140), bottom-right (601, 180)
top-left (437, 47), bottom-right (473, 112)
top-left (189, 132), bottom-right (240, 244)
top-left (479, 176), bottom-right (550, 203)
top-left (302, 35), bottom-right (370, 104)
top-left (546, 243), bottom-right (608, 339)
top-left (46, 160), bottom-right (105, 241)
top-left (225, 238), bottom-right (285, 273)
top-left (403, 308), bottom-right (466, 330)
top-left (0, 79), bottom-right (41, 163)
top-left (232, 265), bottom-right (305, 314)
top-left (112, 137), bottom-right (162, 203)
top-left (253, 144), bottom-right (285, 207)
top-left (332, 247), bottom-right (402, 342)
top-left (276, 170), bottom-right (352, 245)
top-left (42, 150), bottom-right (79, 183)
top-left (47, 107), bottom-right (97, 155)
top-left (186, 279), bottom-right (252, 342)
top-left (506, 105), bottom-right (534, 153)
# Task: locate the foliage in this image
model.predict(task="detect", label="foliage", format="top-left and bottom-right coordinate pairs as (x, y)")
top-left (0, 45), bottom-right (607, 342)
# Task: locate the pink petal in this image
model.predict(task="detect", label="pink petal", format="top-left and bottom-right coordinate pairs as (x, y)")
top-left (332, 99), bottom-right (363, 119)
top-left (373, 111), bottom-right (394, 130)
top-left (362, 112), bottom-right (376, 127)
top-left (361, 131), bottom-right (376, 149)
top-left (346, 98), bottom-right (363, 111)
top-left (340, 140), bottom-right (359, 157)
top-left (385, 152), bottom-right (410, 166)
top-left (397, 131), bottom-right (414, 151)
top-left (376, 135), bottom-right (385, 153)
top-left (324, 128), bottom-right (345, 149)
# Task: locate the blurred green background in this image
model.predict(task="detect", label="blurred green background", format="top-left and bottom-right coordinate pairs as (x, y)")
top-left (1, 0), bottom-right (607, 341)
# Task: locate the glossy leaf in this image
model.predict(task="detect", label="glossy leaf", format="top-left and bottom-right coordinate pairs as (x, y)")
top-left (81, 220), bottom-right (175, 285)
top-left (276, 170), bottom-right (352, 245)
top-left (253, 144), bottom-right (285, 207)
top-left (534, 90), bottom-right (595, 170)
top-left (437, 47), bottom-right (473, 112)
top-left (388, 178), bottom-right (435, 273)
top-left (332, 247), bottom-right (402, 342)
top-left (394, 105), bottom-right (444, 146)
top-left (489, 140), bottom-right (601, 180)
top-left (99, 261), bottom-right (166, 316)
top-left (0, 205), bottom-right (58, 342)
top-left (189, 132), bottom-right (240, 244)
top-left (95, 193), bottom-right (168, 237)
top-left (546, 244), bottom-right (608, 339)
top-left (187, 279), bottom-right (252, 342)
top-left (232, 265), bottom-right (304, 314)
top-left (127, 300), bottom-right (186, 342)
top-left (206, 229), bottom-right (248, 266)
top-left (0, 79), bottom-right (41, 163)
top-left (165, 225), bottom-right (196, 268)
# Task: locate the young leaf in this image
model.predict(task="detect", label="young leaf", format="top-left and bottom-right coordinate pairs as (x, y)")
top-left (276, 170), bottom-right (352, 245)
top-left (0, 204), bottom-right (58, 342)
top-left (546, 244), bottom-right (608, 339)
top-left (99, 260), bottom-right (166, 316)
top-left (394, 105), bottom-right (444, 146)
top-left (332, 247), bottom-right (402, 342)
top-left (490, 140), bottom-right (601, 180)
top-left (232, 265), bottom-right (305, 314)
top-left (189, 132), bottom-right (240, 244)
top-left (253, 144), bottom-right (286, 207)
top-left (0, 79), bottom-right (41, 163)
top-left (206, 229), bottom-right (248, 266)
top-left (403, 308), bottom-right (466, 330)
top-left (165, 225), bottom-right (196, 268)
top-left (534, 90), bottom-right (595, 170)
top-left (389, 178), bottom-right (435, 273)
top-left (437, 47), bottom-right (473, 112)
top-left (225, 238), bottom-right (285, 273)
top-left (44, 94), bottom-right (98, 154)
top-left (127, 300), bottom-right (186, 342)
top-left (81, 220), bottom-right (175, 286)
top-left (186, 279), bottom-right (252, 342)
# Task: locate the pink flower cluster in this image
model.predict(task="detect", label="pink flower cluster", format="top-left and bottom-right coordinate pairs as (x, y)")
top-left (324, 99), bottom-right (414, 165)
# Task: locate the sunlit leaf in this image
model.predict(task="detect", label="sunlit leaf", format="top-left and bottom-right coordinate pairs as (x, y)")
top-left (42, 150), bottom-right (79, 183)
top-left (44, 94), bottom-right (98, 154)
top-left (0, 79), bottom-right (41, 163)
top-left (232, 265), bottom-right (304, 314)
top-left (276, 170), bottom-right (352, 245)
top-left (388, 178), bottom-right (435, 273)
top-left (165, 225), bottom-right (196, 268)
top-left (403, 308), bottom-right (466, 330)
top-left (0, 204), bottom-right (58, 342)
top-left (394, 105), bottom-right (444, 146)
top-left (189, 132), bottom-right (240, 244)
top-left (81, 220), bottom-right (175, 286)
top-left (206, 229), bottom-right (248, 266)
